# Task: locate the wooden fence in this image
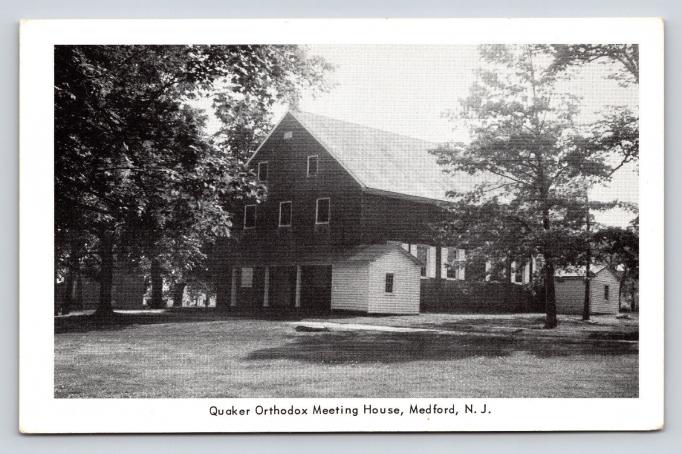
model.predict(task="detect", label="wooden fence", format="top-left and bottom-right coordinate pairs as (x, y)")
top-left (420, 279), bottom-right (543, 313)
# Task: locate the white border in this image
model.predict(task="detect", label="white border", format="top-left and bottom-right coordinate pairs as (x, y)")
top-left (19, 18), bottom-right (664, 433)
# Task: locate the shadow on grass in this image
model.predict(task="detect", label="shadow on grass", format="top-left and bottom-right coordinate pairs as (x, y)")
top-left (54, 308), bottom-right (382, 334)
top-left (246, 331), bottom-right (638, 364)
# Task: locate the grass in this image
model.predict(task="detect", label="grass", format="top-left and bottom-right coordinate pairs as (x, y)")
top-left (54, 311), bottom-right (638, 398)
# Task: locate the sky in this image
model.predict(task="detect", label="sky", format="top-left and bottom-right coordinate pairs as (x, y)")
top-left (203, 45), bottom-right (639, 227)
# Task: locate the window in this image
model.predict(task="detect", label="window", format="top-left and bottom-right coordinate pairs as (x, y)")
top-left (513, 262), bottom-right (523, 284)
top-left (385, 273), bottom-right (394, 293)
top-left (307, 155), bottom-right (319, 177)
top-left (279, 201), bottom-right (292, 227)
top-left (243, 204), bottom-right (256, 229)
top-left (241, 267), bottom-right (253, 288)
top-left (315, 197), bottom-right (330, 224)
top-left (446, 247), bottom-right (457, 279)
top-left (283, 131), bottom-right (293, 140)
top-left (416, 245), bottom-right (429, 277)
top-left (604, 285), bottom-right (610, 300)
top-left (257, 161), bottom-right (268, 181)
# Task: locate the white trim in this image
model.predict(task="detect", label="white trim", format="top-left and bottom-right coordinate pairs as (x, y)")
top-left (278, 200), bottom-right (292, 227)
top-left (307, 154), bottom-right (319, 177)
top-left (315, 197), bottom-right (331, 225)
top-left (243, 204), bottom-right (256, 230)
top-left (257, 161), bottom-right (268, 181)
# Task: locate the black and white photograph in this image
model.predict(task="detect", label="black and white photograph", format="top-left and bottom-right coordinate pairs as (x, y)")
top-left (19, 18), bottom-right (664, 433)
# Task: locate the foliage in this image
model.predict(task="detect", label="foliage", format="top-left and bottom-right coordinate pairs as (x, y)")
top-left (548, 44), bottom-right (639, 166)
top-left (432, 45), bottom-right (632, 328)
top-left (548, 44), bottom-right (639, 86)
top-left (55, 45), bottom-right (331, 313)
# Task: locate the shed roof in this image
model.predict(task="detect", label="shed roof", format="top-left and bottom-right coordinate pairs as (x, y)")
top-left (228, 243), bottom-right (421, 267)
top-left (261, 110), bottom-right (479, 203)
top-left (555, 264), bottom-right (611, 279)
top-left (335, 243), bottom-right (422, 265)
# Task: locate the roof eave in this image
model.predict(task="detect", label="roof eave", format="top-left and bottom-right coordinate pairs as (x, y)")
top-left (363, 187), bottom-right (452, 207)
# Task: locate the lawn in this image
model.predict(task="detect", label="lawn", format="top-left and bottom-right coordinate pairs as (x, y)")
top-left (54, 311), bottom-right (638, 398)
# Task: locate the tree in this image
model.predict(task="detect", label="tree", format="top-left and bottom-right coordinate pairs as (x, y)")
top-left (547, 44), bottom-right (640, 318)
top-left (55, 45), bottom-right (330, 318)
top-left (432, 45), bottom-right (625, 328)
top-left (592, 224), bottom-right (639, 311)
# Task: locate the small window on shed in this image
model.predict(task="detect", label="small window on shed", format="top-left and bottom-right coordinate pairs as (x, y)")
top-left (315, 198), bottom-right (330, 224)
top-left (283, 131), bottom-right (293, 140)
top-left (244, 204), bottom-right (256, 229)
top-left (307, 155), bottom-right (319, 177)
top-left (257, 161), bottom-right (268, 181)
top-left (385, 273), bottom-right (394, 293)
top-left (241, 267), bottom-right (253, 288)
top-left (604, 285), bottom-right (610, 301)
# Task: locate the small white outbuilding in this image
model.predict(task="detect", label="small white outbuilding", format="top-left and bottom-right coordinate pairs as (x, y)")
top-left (331, 244), bottom-right (422, 315)
top-left (554, 264), bottom-right (621, 315)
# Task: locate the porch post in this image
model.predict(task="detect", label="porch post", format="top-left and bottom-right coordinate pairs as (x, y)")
top-left (294, 265), bottom-right (302, 309)
top-left (230, 267), bottom-right (238, 308)
top-left (263, 266), bottom-right (270, 308)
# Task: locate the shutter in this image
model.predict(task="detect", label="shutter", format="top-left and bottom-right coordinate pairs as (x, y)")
top-left (457, 249), bottom-right (466, 280)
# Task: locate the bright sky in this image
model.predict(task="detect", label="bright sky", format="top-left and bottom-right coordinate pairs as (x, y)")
top-left (204, 45), bottom-right (639, 227)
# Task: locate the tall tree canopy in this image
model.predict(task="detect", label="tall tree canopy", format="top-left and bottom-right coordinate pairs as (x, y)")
top-left (432, 45), bottom-right (630, 328)
top-left (55, 45), bottom-right (331, 317)
top-left (548, 44), bottom-right (639, 166)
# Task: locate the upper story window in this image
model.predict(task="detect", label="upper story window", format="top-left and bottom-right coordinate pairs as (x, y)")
top-left (315, 197), bottom-right (330, 224)
top-left (604, 285), bottom-right (610, 300)
top-left (307, 155), bottom-right (319, 177)
top-left (279, 201), bottom-right (292, 227)
top-left (244, 204), bottom-right (256, 229)
top-left (283, 131), bottom-right (293, 140)
top-left (257, 161), bottom-right (268, 181)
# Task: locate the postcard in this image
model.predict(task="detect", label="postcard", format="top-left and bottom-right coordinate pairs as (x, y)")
top-left (19, 18), bottom-right (663, 433)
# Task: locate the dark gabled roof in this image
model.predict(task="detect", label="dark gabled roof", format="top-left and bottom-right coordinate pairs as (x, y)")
top-left (252, 110), bottom-right (479, 203)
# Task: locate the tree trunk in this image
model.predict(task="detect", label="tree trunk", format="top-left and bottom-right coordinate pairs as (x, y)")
top-left (62, 272), bottom-right (74, 316)
top-left (150, 258), bottom-right (164, 309)
top-left (631, 286), bottom-right (638, 312)
top-left (542, 207), bottom-right (558, 329)
top-left (582, 192), bottom-right (591, 321)
top-left (543, 260), bottom-right (558, 328)
top-left (93, 231), bottom-right (114, 319)
top-left (503, 255), bottom-right (513, 307)
top-left (173, 282), bottom-right (186, 307)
